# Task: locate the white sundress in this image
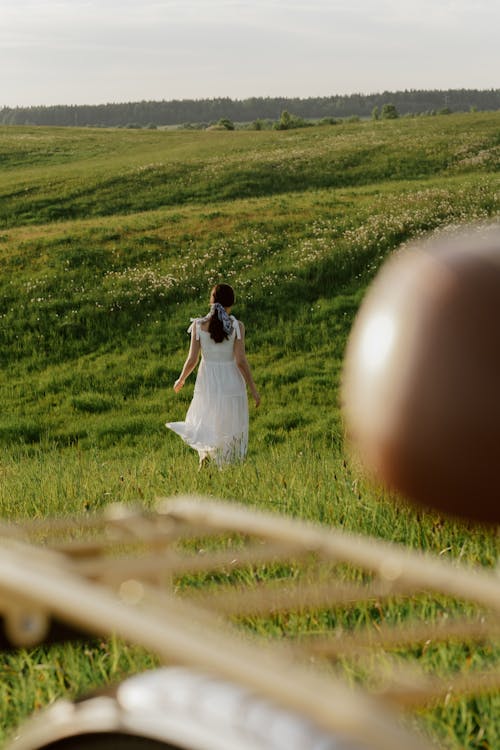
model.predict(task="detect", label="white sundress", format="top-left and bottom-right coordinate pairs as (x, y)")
top-left (166, 316), bottom-right (249, 466)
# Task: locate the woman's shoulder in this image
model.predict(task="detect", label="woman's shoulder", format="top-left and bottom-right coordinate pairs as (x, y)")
top-left (187, 317), bottom-right (205, 335)
top-left (230, 316), bottom-right (245, 339)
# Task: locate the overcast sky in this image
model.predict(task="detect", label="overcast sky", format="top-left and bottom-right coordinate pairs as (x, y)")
top-left (0, 0), bottom-right (498, 107)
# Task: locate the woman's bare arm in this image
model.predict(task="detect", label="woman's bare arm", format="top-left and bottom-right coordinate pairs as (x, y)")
top-left (234, 322), bottom-right (261, 406)
top-left (174, 325), bottom-right (201, 392)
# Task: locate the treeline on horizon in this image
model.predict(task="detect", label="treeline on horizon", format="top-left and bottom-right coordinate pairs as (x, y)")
top-left (1, 88), bottom-right (499, 128)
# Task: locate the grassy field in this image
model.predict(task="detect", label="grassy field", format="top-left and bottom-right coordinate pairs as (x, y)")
top-left (0, 112), bottom-right (499, 747)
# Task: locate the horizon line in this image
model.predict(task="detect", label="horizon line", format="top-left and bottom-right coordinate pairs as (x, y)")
top-left (2, 86), bottom-right (499, 110)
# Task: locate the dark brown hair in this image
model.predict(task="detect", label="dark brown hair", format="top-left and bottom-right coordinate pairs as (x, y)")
top-left (209, 283), bottom-right (235, 342)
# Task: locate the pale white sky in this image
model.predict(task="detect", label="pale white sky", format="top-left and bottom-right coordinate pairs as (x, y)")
top-left (0, 0), bottom-right (498, 107)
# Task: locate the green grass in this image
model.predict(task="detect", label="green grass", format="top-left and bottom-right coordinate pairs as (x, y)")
top-left (0, 113), bottom-right (498, 226)
top-left (0, 112), bottom-right (499, 747)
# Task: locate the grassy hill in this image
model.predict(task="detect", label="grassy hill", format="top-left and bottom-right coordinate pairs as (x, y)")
top-left (0, 112), bottom-right (499, 747)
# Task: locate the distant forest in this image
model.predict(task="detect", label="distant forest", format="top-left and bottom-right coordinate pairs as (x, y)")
top-left (1, 89), bottom-right (499, 128)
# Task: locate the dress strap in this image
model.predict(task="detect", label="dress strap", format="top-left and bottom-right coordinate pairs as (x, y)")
top-left (231, 316), bottom-right (242, 340)
top-left (187, 318), bottom-right (200, 340)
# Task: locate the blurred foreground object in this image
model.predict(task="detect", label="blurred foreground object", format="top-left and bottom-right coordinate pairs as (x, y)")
top-left (2, 499), bottom-right (500, 749)
top-left (342, 224), bottom-right (500, 524)
top-left (11, 666), bottom-right (371, 750)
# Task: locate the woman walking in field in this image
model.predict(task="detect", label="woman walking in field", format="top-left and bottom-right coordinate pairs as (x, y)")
top-left (166, 283), bottom-right (260, 467)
